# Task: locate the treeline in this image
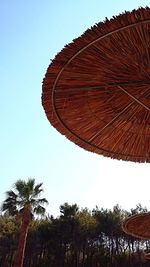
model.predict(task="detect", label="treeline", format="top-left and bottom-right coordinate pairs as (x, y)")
top-left (0, 203), bottom-right (149, 267)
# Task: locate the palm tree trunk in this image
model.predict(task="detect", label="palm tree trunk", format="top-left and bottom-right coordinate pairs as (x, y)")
top-left (13, 207), bottom-right (31, 267)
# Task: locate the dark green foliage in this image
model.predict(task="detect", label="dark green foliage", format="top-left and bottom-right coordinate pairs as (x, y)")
top-left (0, 203), bottom-right (150, 267)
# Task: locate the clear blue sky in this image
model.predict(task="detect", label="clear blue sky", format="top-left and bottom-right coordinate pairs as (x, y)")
top-left (1, 0), bottom-right (150, 217)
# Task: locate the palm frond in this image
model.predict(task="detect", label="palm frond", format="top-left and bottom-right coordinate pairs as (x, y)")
top-left (14, 180), bottom-right (26, 197)
top-left (37, 198), bottom-right (48, 204)
top-left (30, 198), bottom-right (48, 208)
top-left (2, 190), bottom-right (18, 211)
top-left (33, 183), bottom-right (43, 197)
top-left (33, 205), bottom-right (46, 215)
top-left (27, 178), bottom-right (35, 191)
top-left (2, 202), bottom-right (18, 216)
top-left (5, 190), bottom-right (17, 199)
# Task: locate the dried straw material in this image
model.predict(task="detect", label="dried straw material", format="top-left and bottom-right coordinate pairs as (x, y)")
top-left (122, 213), bottom-right (150, 240)
top-left (42, 7), bottom-right (150, 162)
top-left (144, 253), bottom-right (150, 260)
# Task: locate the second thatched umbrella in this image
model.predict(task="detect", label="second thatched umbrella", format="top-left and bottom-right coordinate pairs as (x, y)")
top-left (122, 212), bottom-right (150, 259)
top-left (122, 212), bottom-right (150, 240)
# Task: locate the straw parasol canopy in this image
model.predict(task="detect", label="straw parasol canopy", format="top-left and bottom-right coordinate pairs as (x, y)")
top-left (144, 253), bottom-right (150, 260)
top-left (42, 7), bottom-right (150, 163)
top-left (122, 212), bottom-right (150, 239)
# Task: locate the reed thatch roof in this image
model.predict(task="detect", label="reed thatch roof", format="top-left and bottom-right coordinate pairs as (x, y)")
top-left (42, 7), bottom-right (150, 162)
top-left (144, 253), bottom-right (150, 260)
top-left (122, 212), bottom-right (150, 239)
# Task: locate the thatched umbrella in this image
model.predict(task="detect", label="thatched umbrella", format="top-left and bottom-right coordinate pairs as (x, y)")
top-left (144, 253), bottom-right (150, 260)
top-left (122, 212), bottom-right (150, 239)
top-left (122, 212), bottom-right (150, 259)
top-left (42, 7), bottom-right (150, 163)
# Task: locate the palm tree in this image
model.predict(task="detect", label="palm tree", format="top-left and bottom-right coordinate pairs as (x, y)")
top-left (1, 178), bottom-right (48, 267)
